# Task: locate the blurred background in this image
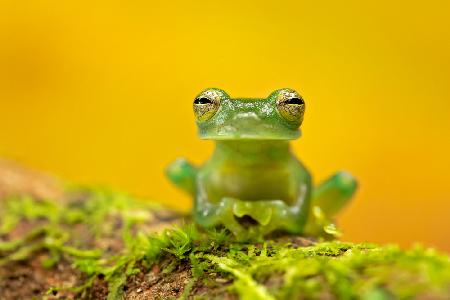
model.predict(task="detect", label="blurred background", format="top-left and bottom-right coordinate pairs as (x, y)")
top-left (0, 1), bottom-right (449, 250)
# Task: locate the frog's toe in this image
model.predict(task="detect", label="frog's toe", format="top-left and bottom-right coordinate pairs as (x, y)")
top-left (212, 198), bottom-right (298, 238)
top-left (232, 200), bottom-right (273, 226)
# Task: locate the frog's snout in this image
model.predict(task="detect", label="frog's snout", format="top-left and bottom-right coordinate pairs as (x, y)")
top-left (233, 112), bottom-right (260, 121)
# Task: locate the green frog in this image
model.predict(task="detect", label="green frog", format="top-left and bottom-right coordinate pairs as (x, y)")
top-left (166, 88), bottom-right (357, 239)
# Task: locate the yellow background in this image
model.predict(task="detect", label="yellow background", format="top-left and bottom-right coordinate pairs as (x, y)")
top-left (1, 1), bottom-right (449, 250)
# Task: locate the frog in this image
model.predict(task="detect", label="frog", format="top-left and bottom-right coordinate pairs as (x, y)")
top-left (166, 88), bottom-right (357, 240)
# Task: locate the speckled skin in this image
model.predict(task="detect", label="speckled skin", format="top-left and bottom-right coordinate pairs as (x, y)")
top-left (167, 88), bottom-right (357, 240)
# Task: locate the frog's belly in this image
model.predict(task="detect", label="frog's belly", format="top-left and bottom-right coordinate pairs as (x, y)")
top-left (203, 165), bottom-right (296, 205)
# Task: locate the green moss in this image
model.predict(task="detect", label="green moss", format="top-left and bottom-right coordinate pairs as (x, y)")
top-left (1, 188), bottom-right (449, 299)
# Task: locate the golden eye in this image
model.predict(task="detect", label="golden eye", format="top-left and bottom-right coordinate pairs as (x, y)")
top-left (275, 89), bottom-right (305, 125)
top-left (193, 89), bottom-right (222, 122)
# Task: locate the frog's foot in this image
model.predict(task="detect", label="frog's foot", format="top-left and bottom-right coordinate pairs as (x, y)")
top-left (195, 197), bottom-right (304, 240)
top-left (312, 171), bottom-right (358, 217)
top-left (217, 198), bottom-right (301, 239)
top-left (165, 158), bottom-right (197, 196)
top-left (194, 198), bottom-right (247, 237)
top-left (234, 199), bottom-right (301, 228)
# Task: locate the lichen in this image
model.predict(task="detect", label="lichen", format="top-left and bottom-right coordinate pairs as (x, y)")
top-left (0, 188), bottom-right (449, 299)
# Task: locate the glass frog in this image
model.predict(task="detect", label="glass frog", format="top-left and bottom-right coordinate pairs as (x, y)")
top-left (166, 88), bottom-right (357, 240)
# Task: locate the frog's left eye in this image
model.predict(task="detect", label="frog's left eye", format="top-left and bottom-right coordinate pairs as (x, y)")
top-left (193, 88), bottom-right (224, 122)
top-left (275, 89), bottom-right (305, 125)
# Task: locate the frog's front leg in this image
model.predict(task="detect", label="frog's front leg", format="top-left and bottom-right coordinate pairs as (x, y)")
top-left (165, 158), bottom-right (197, 196)
top-left (312, 171), bottom-right (358, 217)
top-left (304, 171), bottom-right (357, 236)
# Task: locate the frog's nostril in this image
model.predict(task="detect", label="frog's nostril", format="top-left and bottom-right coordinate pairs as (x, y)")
top-left (234, 215), bottom-right (259, 228)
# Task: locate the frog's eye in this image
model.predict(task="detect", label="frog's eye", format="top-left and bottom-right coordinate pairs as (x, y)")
top-left (193, 89), bottom-right (224, 122)
top-left (275, 89), bottom-right (305, 125)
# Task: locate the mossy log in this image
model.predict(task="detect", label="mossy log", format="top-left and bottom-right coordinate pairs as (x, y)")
top-left (0, 159), bottom-right (449, 299)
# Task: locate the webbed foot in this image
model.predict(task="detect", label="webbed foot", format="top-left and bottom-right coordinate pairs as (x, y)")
top-left (195, 197), bottom-right (303, 240)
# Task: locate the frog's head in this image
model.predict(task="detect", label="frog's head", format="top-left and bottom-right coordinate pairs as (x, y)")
top-left (193, 88), bottom-right (305, 140)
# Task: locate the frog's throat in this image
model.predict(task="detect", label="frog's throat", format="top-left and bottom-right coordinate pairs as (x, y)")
top-left (211, 140), bottom-right (292, 165)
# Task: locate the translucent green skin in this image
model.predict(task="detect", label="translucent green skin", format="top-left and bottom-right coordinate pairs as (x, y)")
top-left (167, 89), bottom-right (357, 240)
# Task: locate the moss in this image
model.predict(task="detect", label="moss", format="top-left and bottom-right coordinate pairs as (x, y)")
top-left (1, 188), bottom-right (449, 299)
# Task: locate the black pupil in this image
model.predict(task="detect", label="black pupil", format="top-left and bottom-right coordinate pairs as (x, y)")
top-left (194, 97), bottom-right (212, 104)
top-left (286, 97), bottom-right (304, 105)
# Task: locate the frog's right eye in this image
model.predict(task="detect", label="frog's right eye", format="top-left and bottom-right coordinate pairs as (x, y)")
top-left (193, 88), bottom-right (224, 122)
